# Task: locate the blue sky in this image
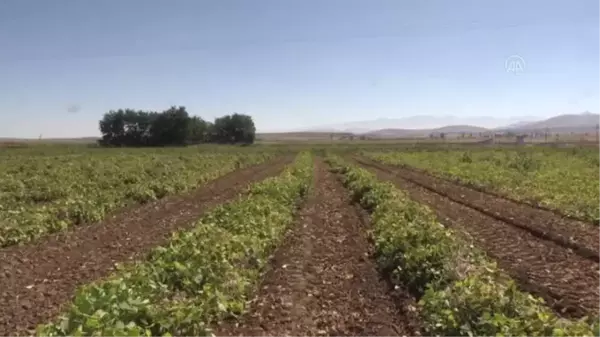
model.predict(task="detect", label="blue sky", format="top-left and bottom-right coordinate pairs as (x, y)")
top-left (0, 0), bottom-right (598, 137)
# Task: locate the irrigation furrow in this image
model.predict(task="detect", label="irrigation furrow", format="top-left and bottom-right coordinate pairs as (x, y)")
top-left (352, 157), bottom-right (600, 318)
top-left (355, 157), bottom-right (599, 261)
top-left (0, 157), bottom-right (292, 336)
top-left (215, 159), bottom-right (419, 336)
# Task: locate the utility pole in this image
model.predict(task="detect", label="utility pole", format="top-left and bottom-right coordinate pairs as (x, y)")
top-left (596, 123), bottom-right (599, 144)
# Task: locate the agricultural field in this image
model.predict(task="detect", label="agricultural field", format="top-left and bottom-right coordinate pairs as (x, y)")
top-left (0, 144), bottom-right (598, 336)
top-left (363, 147), bottom-right (599, 222)
top-left (0, 146), bottom-right (279, 247)
top-left (326, 155), bottom-right (598, 336)
top-left (37, 152), bottom-right (313, 336)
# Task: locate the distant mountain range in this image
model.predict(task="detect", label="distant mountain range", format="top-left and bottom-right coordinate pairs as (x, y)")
top-left (293, 115), bottom-right (541, 134)
top-left (295, 112), bottom-right (599, 138)
top-left (494, 112), bottom-right (599, 133)
top-left (359, 125), bottom-right (488, 138)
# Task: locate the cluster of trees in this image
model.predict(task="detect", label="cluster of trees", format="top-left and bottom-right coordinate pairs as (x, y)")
top-left (98, 106), bottom-right (256, 146)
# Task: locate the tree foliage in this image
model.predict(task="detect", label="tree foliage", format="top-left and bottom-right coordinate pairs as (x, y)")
top-left (98, 107), bottom-right (256, 146)
top-left (211, 113), bottom-right (256, 144)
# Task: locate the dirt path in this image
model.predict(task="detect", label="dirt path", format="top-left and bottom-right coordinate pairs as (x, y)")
top-left (353, 158), bottom-right (599, 318)
top-left (355, 157), bottom-right (599, 261)
top-left (215, 159), bottom-right (418, 336)
top-left (0, 157), bottom-right (292, 336)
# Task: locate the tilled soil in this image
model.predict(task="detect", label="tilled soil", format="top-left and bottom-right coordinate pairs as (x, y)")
top-left (0, 157), bottom-right (292, 336)
top-left (400, 162), bottom-right (598, 225)
top-left (353, 158), bottom-right (600, 318)
top-left (355, 157), bottom-right (599, 260)
top-left (215, 159), bottom-right (419, 336)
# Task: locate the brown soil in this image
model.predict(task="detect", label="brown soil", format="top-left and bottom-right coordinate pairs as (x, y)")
top-left (354, 157), bottom-right (599, 261)
top-left (215, 159), bottom-right (419, 336)
top-left (0, 157), bottom-right (292, 336)
top-left (399, 162), bottom-right (598, 225)
top-left (353, 157), bottom-right (600, 318)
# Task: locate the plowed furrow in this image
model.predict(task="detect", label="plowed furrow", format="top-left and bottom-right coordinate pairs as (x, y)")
top-left (356, 157), bottom-right (599, 261)
top-left (398, 162), bottom-right (597, 225)
top-left (353, 158), bottom-right (599, 318)
top-left (215, 159), bottom-right (419, 336)
top-left (0, 157), bottom-right (292, 336)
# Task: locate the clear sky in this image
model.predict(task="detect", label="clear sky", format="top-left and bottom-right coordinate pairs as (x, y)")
top-left (0, 0), bottom-right (598, 137)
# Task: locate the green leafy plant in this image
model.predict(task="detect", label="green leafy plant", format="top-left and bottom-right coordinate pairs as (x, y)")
top-left (0, 148), bottom-right (278, 247)
top-left (364, 147), bottom-right (599, 222)
top-left (326, 155), bottom-right (598, 336)
top-left (36, 152), bottom-right (313, 336)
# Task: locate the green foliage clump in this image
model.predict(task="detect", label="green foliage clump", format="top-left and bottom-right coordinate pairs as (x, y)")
top-left (36, 152), bottom-right (313, 336)
top-left (365, 147), bottom-right (600, 222)
top-left (99, 106), bottom-right (256, 147)
top-left (421, 269), bottom-right (599, 336)
top-left (326, 155), bottom-right (598, 337)
top-left (0, 149), bottom-right (275, 247)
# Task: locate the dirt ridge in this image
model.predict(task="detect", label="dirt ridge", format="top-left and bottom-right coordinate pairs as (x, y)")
top-left (406, 164), bottom-right (591, 222)
top-left (355, 157), bottom-right (599, 261)
top-left (215, 159), bottom-right (419, 336)
top-left (392, 160), bottom-right (598, 225)
top-left (0, 157), bottom-right (292, 336)
top-left (353, 157), bottom-right (599, 318)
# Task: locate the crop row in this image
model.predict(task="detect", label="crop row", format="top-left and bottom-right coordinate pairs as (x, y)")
top-left (326, 155), bottom-right (598, 336)
top-left (363, 147), bottom-right (599, 222)
top-left (37, 152), bottom-right (313, 336)
top-left (0, 148), bottom-right (276, 247)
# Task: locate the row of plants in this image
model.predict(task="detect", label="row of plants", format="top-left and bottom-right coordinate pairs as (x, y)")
top-left (37, 151), bottom-right (313, 336)
top-left (0, 147), bottom-right (277, 247)
top-left (363, 147), bottom-right (599, 223)
top-left (326, 155), bottom-right (598, 336)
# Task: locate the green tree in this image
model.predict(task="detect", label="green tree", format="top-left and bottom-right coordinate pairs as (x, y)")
top-left (98, 107), bottom-right (256, 146)
top-left (187, 116), bottom-right (208, 144)
top-left (212, 115), bottom-right (233, 143)
top-left (98, 110), bottom-right (126, 146)
top-left (204, 121), bottom-right (215, 142)
top-left (123, 110), bottom-right (156, 146)
top-left (149, 106), bottom-right (190, 146)
top-left (210, 113), bottom-right (256, 144)
top-left (99, 109), bottom-right (156, 146)
top-left (229, 113), bottom-right (256, 144)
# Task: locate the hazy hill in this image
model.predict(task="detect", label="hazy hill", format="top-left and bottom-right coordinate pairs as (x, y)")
top-left (299, 113), bottom-right (597, 138)
top-left (296, 115), bottom-right (539, 134)
top-left (431, 125), bottom-right (490, 133)
top-left (501, 120), bottom-right (538, 129)
top-left (257, 132), bottom-right (352, 142)
top-left (503, 112), bottom-right (599, 133)
top-left (363, 129), bottom-right (426, 138)
top-left (364, 125), bottom-right (490, 138)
